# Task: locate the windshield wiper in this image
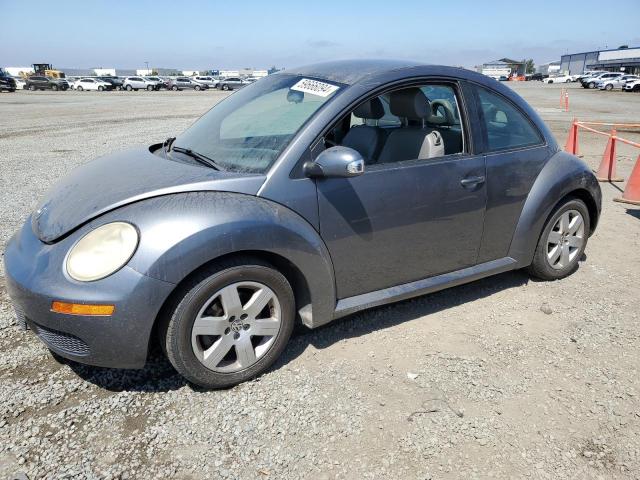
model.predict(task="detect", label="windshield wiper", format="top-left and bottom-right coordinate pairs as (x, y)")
top-left (171, 146), bottom-right (222, 171)
top-left (163, 136), bottom-right (176, 152)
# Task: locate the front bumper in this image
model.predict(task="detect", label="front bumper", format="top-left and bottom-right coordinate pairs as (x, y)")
top-left (4, 218), bottom-right (175, 369)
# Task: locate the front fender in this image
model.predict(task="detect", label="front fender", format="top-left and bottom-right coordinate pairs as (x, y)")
top-left (95, 192), bottom-right (336, 328)
top-left (508, 151), bottom-right (601, 267)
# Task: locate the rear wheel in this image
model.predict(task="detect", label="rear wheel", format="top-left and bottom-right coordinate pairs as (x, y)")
top-left (605, 84), bottom-right (613, 91)
top-left (29, 85), bottom-right (36, 91)
top-left (171, 85), bottom-right (178, 91)
top-left (147, 85), bottom-right (153, 91)
top-left (98, 85), bottom-right (104, 91)
top-left (125, 85), bottom-right (133, 91)
top-left (161, 258), bottom-right (295, 389)
top-left (194, 85), bottom-right (201, 91)
top-left (222, 84), bottom-right (229, 91)
top-left (588, 81), bottom-right (595, 89)
top-left (52, 85), bottom-right (58, 91)
top-left (527, 198), bottom-right (590, 280)
top-left (77, 86), bottom-right (83, 91)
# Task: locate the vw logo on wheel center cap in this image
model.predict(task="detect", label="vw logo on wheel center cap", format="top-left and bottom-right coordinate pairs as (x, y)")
top-left (230, 320), bottom-right (244, 333)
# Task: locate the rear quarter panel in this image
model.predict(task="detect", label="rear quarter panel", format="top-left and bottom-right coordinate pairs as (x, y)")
top-left (507, 151), bottom-right (601, 267)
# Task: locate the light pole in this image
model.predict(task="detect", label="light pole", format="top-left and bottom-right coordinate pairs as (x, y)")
top-left (145, 61), bottom-right (149, 74)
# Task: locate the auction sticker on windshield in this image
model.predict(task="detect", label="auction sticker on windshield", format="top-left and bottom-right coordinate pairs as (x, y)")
top-left (290, 78), bottom-right (339, 97)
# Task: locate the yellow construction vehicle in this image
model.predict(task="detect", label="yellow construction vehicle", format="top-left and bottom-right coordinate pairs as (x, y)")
top-left (29, 63), bottom-right (66, 79)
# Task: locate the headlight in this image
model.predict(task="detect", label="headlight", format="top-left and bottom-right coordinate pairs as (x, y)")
top-left (66, 222), bottom-right (139, 282)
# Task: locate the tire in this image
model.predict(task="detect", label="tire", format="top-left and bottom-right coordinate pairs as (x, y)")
top-left (125, 85), bottom-right (132, 91)
top-left (222, 84), bottom-right (229, 91)
top-left (605, 84), bottom-right (613, 91)
top-left (171, 85), bottom-right (178, 91)
top-left (548, 80), bottom-right (553, 84)
top-left (160, 257), bottom-right (295, 389)
top-left (565, 79), bottom-right (571, 83)
top-left (588, 82), bottom-right (595, 89)
top-left (29, 85), bottom-right (36, 91)
top-left (77, 86), bottom-right (83, 91)
top-left (52, 85), bottom-right (58, 91)
top-left (147, 85), bottom-right (153, 91)
top-left (194, 85), bottom-right (201, 91)
top-left (527, 197), bottom-right (590, 281)
top-left (98, 85), bottom-right (104, 91)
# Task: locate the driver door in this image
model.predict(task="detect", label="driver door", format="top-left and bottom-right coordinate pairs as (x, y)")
top-left (315, 82), bottom-right (487, 299)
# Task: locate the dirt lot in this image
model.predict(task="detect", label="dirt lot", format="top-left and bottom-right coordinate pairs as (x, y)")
top-left (0, 82), bottom-right (639, 480)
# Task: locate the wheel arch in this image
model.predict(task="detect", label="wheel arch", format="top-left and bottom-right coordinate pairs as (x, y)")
top-left (507, 151), bottom-right (601, 267)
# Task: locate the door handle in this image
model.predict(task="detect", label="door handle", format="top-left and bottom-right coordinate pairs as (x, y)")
top-left (460, 175), bottom-right (485, 187)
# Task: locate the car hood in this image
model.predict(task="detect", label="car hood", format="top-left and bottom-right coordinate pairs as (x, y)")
top-left (32, 147), bottom-right (266, 243)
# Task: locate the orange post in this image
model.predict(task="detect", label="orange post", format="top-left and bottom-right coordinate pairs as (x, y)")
top-left (564, 91), bottom-right (569, 112)
top-left (594, 129), bottom-right (624, 182)
top-left (560, 88), bottom-right (564, 109)
top-left (614, 154), bottom-right (640, 206)
top-left (564, 119), bottom-right (579, 155)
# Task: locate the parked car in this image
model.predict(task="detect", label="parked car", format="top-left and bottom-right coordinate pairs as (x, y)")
top-left (98, 76), bottom-right (124, 90)
top-left (624, 79), bottom-right (640, 92)
top-left (193, 76), bottom-right (219, 88)
top-left (581, 72), bottom-right (622, 89)
top-left (497, 75), bottom-right (509, 81)
top-left (12, 76), bottom-right (26, 90)
top-left (73, 78), bottom-right (113, 91)
top-left (217, 77), bottom-right (249, 90)
top-left (25, 76), bottom-right (69, 91)
top-left (168, 77), bottom-right (208, 91)
top-left (123, 76), bottom-right (159, 91)
top-left (144, 76), bottom-right (169, 89)
top-left (0, 68), bottom-right (17, 92)
top-left (526, 73), bottom-right (544, 81)
top-left (597, 75), bottom-right (640, 91)
top-left (4, 60), bottom-right (602, 389)
top-left (543, 74), bottom-right (572, 84)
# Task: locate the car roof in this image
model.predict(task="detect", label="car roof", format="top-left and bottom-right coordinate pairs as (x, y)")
top-left (284, 59), bottom-right (426, 85)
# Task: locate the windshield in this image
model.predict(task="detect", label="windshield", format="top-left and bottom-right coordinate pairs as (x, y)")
top-left (173, 74), bottom-right (342, 173)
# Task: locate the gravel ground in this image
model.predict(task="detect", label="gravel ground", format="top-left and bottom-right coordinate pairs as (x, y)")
top-left (1, 83), bottom-right (639, 480)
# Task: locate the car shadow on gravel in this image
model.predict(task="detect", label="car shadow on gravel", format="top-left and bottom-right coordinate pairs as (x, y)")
top-left (65, 270), bottom-right (529, 392)
top-left (274, 269), bottom-right (531, 369)
top-left (63, 351), bottom-right (188, 393)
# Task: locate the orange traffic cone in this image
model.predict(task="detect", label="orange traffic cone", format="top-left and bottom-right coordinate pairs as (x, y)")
top-left (594, 129), bottom-right (624, 182)
top-left (614, 154), bottom-right (640, 206)
top-left (564, 119), bottom-right (579, 155)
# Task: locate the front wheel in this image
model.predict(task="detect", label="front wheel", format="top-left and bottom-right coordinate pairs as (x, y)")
top-left (171, 85), bottom-right (178, 91)
top-left (52, 85), bottom-right (58, 91)
top-left (147, 85), bottom-right (153, 91)
top-left (125, 85), bottom-right (133, 91)
top-left (77, 86), bottom-right (83, 91)
top-left (98, 86), bottom-right (104, 91)
top-left (194, 85), bottom-right (201, 91)
top-left (29, 85), bottom-right (36, 91)
top-left (161, 258), bottom-right (295, 389)
top-left (605, 84), bottom-right (613, 91)
top-left (588, 82), bottom-right (595, 89)
top-left (527, 198), bottom-right (590, 280)
top-left (221, 84), bottom-right (229, 91)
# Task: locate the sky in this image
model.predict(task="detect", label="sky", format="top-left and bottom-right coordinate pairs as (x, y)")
top-left (1, 0), bottom-right (639, 70)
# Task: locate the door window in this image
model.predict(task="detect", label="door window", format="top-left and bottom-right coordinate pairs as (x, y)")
top-left (475, 86), bottom-right (543, 152)
top-left (325, 83), bottom-right (465, 165)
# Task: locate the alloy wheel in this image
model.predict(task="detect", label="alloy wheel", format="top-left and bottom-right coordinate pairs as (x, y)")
top-left (546, 209), bottom-right (585, 270)
top-left (191, 281), bottom-right (282, 373)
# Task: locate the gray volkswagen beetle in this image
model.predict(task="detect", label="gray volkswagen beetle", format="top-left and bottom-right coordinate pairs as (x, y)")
top-left (4, 60), bottom-right (601, 388)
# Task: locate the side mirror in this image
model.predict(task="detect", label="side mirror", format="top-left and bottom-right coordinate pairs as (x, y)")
top-left (304, 146), bottom-right (365, 178)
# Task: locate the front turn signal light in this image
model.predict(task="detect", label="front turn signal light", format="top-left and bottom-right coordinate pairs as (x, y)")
top-left (51, 301), bottom-right (115, 316)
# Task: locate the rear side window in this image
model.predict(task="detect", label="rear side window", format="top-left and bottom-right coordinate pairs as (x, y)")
top-left (475, 86), bottom-right (543, 152)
